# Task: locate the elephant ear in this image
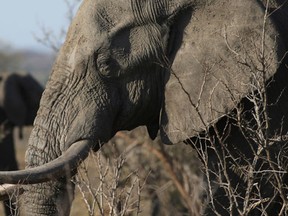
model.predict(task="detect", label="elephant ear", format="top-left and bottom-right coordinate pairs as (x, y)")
top-left (160, 0), bottom-right (286, 144)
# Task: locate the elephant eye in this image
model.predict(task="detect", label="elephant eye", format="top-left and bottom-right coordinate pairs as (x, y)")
top-left (97, 54), bottom-right (110, 76)
top-left (96, 53), bottom-right (122, 78)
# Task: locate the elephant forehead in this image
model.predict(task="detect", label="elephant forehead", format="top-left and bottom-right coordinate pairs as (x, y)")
top-left (90, 0), bottom-right (195, 29)
top-left (71, 0), bottom-right (199, 40)
top-left (59, 0), bottom-right (201, 65)
top-left (93, 0), bottom-right (131, 32)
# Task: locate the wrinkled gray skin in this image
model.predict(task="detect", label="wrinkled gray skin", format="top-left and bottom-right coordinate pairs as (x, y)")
top-left (3, 0), bottom-right (288, 215)
top-left (0, 72), bottom-right (43, 215)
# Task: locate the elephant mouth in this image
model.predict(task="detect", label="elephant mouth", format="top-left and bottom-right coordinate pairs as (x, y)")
top-left (0, 139), bottom-right (92, 187)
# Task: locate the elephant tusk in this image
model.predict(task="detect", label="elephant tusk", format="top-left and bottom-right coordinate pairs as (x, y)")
top-left (0, 140), bottom-right (92, 184)
top-left (0, 184), bottom-right (24, 201)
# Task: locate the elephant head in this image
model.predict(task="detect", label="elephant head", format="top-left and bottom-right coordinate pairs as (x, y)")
top-left (0, 0), bottom-right (287, 215)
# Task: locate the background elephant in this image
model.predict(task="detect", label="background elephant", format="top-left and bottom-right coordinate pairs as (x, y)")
top-left (0, 0), bottom-right (288, 215)
top-left (0, 72), bottom-right (43, 215)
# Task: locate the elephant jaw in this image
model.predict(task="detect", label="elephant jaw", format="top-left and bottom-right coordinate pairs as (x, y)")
top-left (0, 139), bottom-right (92, 185)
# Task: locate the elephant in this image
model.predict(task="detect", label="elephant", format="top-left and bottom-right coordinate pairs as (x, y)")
top-left (0, 72), bottom-right (43, 215)
top-left (0, 0), bottom-right (288, 215)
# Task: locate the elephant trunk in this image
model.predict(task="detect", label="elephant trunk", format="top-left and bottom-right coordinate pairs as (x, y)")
top-left (20, 72), bottom-right (103, 215)
top-left (22, 120), bottom-right (86, 215)
top-left (23, 180), bottom-right (75, 216)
